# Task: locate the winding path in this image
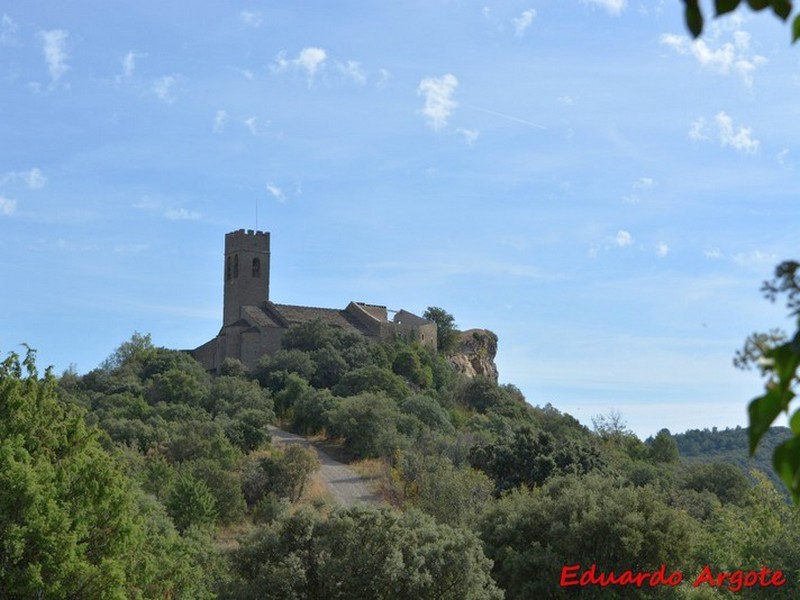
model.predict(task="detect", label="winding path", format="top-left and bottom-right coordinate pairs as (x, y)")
top-left (267, 425), bottom-right (383, 508)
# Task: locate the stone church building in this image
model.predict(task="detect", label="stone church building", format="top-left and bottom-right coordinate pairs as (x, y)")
top-left (192, 229), bottom-right (437, 371)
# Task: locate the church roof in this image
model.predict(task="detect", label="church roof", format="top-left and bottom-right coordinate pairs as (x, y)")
top-left (268, 303), bottom-right (370, 336)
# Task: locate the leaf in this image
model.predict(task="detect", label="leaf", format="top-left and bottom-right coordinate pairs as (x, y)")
top-left (791, 409), bottom-right (800, 435)
top-left (685, 2), bottom-right (704, 38)
top-left (767, 342), bottom-right (800, 408)
top-left (747, 0), bottom-right (771, 9)
top-left (794, 13), bottom-right (800, 41)
top-left (773, 437), bottom-right (800, 503)
top-left (715, 0), bottom-right (742, 15)
top-left (771, 0), bottom-right (792, 20)
top-left (748, 387), bottom-right (784, 455)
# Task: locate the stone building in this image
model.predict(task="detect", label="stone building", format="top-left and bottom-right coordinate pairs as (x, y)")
top-left (192, 229), bottom-right (437, 371)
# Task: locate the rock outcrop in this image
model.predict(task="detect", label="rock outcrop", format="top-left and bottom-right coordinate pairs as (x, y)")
top-left (448, 329), bottom-right (499, 382)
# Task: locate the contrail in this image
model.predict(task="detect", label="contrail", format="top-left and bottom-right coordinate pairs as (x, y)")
top-left (462, 103), bottom-right (547, 129)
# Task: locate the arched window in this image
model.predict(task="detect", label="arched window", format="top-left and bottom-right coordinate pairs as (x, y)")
top-left (226, 256), bottom-right (231, 281)
top-left (252, 257), bottom-right (261, 278)
top-left (233, 254), bottom-right (239, 278)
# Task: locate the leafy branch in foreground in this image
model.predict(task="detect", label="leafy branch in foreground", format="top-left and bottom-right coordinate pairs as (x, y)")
top-left (683, 0), bottom-right (800, 43)
top-left (741, 261), bottom-right (800, 502)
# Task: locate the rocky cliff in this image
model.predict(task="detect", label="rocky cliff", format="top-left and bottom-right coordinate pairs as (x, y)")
top-left (448, 329), bottom-right (499, 382)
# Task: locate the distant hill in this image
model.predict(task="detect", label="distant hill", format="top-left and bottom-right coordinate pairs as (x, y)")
top-left (671, 425), bottom-right (792, 494)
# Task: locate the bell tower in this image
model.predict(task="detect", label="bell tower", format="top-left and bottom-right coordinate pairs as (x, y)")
top-left (223, 229), bottom-right (270, 326)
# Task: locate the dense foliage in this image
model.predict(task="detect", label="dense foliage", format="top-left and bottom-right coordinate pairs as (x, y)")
top-left (5, 309), bottom-right (800, 597)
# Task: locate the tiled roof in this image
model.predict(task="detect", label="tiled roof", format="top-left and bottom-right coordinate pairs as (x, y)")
top-left (270, 303), bottom-right (368, 335)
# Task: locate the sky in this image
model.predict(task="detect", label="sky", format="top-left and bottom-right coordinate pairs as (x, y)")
top-left (1, 0), bottom-right (798, 439)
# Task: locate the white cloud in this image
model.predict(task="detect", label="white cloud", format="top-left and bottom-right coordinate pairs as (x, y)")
top-left (513, 9), bottom-right (536, 37)
top-left (457, 128), bottom-right (480, 145)
top-left (633, 177), bottom-right (655, 190)
top-left (234, 67), bottom-right (254, 81)
top-left (417, 73), bottom-right (458, 131)
top-left (1, 14), bottom-right (18, 46)
top-left (704, 247), bottom-right (723, 259)
top-left (243, 117), bottom-right (257, 135)
top-left (376, 68), bottom-right (391, 87)
top-left (656, 242), bottom-right (669, 257)
top-left (23, 168), bottom-right (46, 189)
top-left (660, 30), bottom-right (766, 87)
top-left (120, 50), bottom-right (146, 79)
top-left (715, 111), bottom-right (759, 154)
top-left (240, 10), bottom-right (263, 28)
top-left (153, 75), bottom-right (178, 104)
top-left (777, 148), bottom-right (790, 168)
top-left (164, 208), bottom-right (200, 221)
top-left (38, 29), bottom-right (70, 83)
top-left (272, 47), bottom-right (327, 85)
top-left (213, 110), bottom-right (228, 133)
top-left (582, 0), bottom-right (626, 15)
top-left (688, 117), bottom-right (709, 141)
top-left (615, 230), bottom-right (633, 247)
top-left (266, 183), bottom-right (286, 202)
top-left (0, 195), bottom-right (16, 215)
top-left (0, 168), bottom-right (46, 189)
top-left (336, 60), bottom-right (366, 85)
top-left (114, 243), bottom-right (149, 255)
top-left (733, 250), bottom-right (777, 267)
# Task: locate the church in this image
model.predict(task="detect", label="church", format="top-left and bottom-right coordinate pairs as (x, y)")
top-left (192, 229), bottom-right (437, 371)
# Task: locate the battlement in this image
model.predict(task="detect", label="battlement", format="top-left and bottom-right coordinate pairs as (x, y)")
top-left (228, 228), bottom-right (270, 238)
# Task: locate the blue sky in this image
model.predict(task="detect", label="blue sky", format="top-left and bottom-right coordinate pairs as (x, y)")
top-left (1, 1), bottom-right (798, 438)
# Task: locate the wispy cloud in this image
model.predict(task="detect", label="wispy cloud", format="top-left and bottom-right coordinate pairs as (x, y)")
top-left (38, 29), bottom-right (70, 84)
top-left (656, 242), bottom-right (669, 257)
top-left (266, 183), bottom-right (286, 202)
top-left (704, 247), bottom-right (724, 259)
top-left (0, 195), bottom-right (16, 215)
top-left (1, 14), bottom-right (18, 46)
top-left (119, 50), bottom-right (146, 81)
top-left (582, 0), bottom-right (627, 15)
top-left (418, 73), bottom-right (458, 130)
top-left (243, 117), bottom-right (257, 135)
top-left (336, 60), bottom-right (366, 85)
top-left (240, 10), bottom-right (263, 28)
top-left (153, 75), bottom-right (179, 104)
top-left (213, 109), bottom-right (228, 133)
top-left (1, 168), bottom-right (46, 189)
top-left (164, 208), bottom-right (200, 221)
top-left (688, 112), bottom-right (759, 154)
top-left (660, 28), bottom-right (766, 87)
top-left (733, 249), bottom-right (777, 267)
top-left (457, 127), bottom-right (480, 145)
top-left (513, 9), bottom-right (536, 37)
top-left (615, 229), bottom-right (633, 247)
top-left (114, 243), bottom-right (149, 255)
top-left (272, 47), bottom-right (327, 85)
top-left (376, 68), bottom-right (391, 87)
top-left (623, 176), bottom-right (656, 203)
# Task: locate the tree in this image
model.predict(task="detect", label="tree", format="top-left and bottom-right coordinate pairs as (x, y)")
top-left (423, 306), bottom-right (460, 355)
top-left (735, 261), bottom-right (800, 502)
top-left (0, 348), bottom-right (222, 597)
top-left (224, 505), bottom-right (503, 599)
top-left (682, 0), bottom-right (800, 43)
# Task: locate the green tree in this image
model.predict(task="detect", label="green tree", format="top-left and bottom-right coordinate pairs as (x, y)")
top-left (225, 505), bottom-right (503, 600)
top-left (0, 348), bottom-right (221, 597)
top-left (423, 306), bottom-right (460, 355)
top-left (648, 428), bottom-right (680, 464)
top-left (166, 472), bottom-right (218, 532)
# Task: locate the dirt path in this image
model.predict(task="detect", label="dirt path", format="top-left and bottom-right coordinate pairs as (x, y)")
top-left (267, 425), bottom-right (383, 508)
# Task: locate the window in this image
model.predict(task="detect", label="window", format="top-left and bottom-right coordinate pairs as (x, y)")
top-left (233, 254), bottom-right (239, 278)
top-left (252, 257), bottom-right (260, 278)
top-left (226, 256), bottom-right (231, 281)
